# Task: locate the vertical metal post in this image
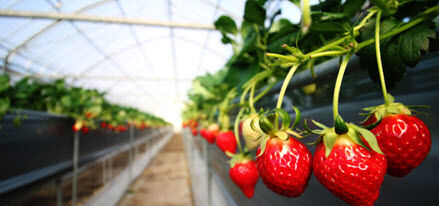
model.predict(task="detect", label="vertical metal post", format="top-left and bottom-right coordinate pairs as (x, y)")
top-left (108, 156), bottom-right (113, 179)
top-left (128, 123), bottom-right (134, 181)
top-left (102, 159), bottom-right (107, 185)
top-left (202, 140), bottom-right (211, 206)
top-left (72, 132), bottom-right (79, 206)
top-left (56, 180), bottom-right (63, 206)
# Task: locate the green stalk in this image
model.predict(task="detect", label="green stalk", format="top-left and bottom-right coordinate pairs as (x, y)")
top-left (358, 6), bottom-right (439, 49)
top-left (333, 52), bottom-right (354, 121)
top-left (308, 36), bottom-right (349, 55)
top-left (301, 0), bottom-right (311, 34)
top-left (374, 11), bottom-right (390, 105)
top-left (254, 82), bottom-right (276, 102)
top-left (276, 65), bottom-right (299, 109)
top-left (309, 50), bottom-right (348, 59)
top-left (353, 10), bottom-right (377, 31)
top-left (234, 108), bottom-right (245, 153)
top-left (249, 84), bottom-right (256, 113)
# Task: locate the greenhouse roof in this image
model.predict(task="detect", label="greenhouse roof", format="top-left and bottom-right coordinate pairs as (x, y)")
top-left (0, 0), bottom-right (303, 124)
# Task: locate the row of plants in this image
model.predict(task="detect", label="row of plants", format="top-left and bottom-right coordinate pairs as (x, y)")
top-left (183, 0), bottom-right (437, 205)
top-left (0, 74), bottom-right (168, 133)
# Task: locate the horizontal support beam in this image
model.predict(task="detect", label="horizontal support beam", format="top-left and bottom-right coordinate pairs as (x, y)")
top-left (0, 10), bottom-right (216, 30)
top-left (9, 71), bottom-right (193, 81)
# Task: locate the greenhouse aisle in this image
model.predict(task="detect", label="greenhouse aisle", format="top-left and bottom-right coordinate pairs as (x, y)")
top-left (118, 133), bottom-right (193, 206)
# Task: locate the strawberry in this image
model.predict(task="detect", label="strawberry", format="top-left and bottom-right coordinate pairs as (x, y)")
top-left (81, 126), bottom-right (89, 134)
top-left (216, 130), bottom-right (237, 154)
top-left (256, 137), bottom-right (312, 197)
top-left (85, 112), bottom-right (93, 118)
top-left (200, 129), bottom-right (215, 144)
top-left (241, 114), bottom-right (264, 150)
top-left (309, 117), bottom-right (387, 206)
top-left (229, 154), bottom-right (259, 198)
top-left (363, 103), bottom-right (431, 177)
top-left (72, 121), bottom-right (83, 132)
top-left (191, 128), bottom-right (198, 136)
top-left (101, 122), bottom-right (107, 128)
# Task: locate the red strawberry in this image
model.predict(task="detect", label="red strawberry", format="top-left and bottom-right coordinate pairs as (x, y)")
top-left (366, 114), bottom-right (431, 177)
top-left (191, 128), bottom-right (198, 136)
top-left (81, 126), bottom-right (89, 134)
top-left (85, 112), bottom-right (93, 118)
top-left (229, 156), bottom-right (259, 198)
top-left (313, 135), bottom-right (387, 206)
top-left (216, 130), bottom-right (237, 154)
top-left (101, 122), bottom-right (107, 128)
top-left (200, 129), bottom-right (215, 144)
top-left (72, 121), bottom-right (83, 132)
top-left (362, 101), bottom-right (431, 177)
top-left (256, 137), bottom-right (312, 197)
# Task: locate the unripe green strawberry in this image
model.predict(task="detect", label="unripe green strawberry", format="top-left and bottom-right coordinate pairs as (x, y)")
top-left (242, 114), bottom-right (264, 150)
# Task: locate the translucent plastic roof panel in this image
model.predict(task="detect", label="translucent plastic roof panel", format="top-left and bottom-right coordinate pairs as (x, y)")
top-left (0, 0), bottom-right (308, 125)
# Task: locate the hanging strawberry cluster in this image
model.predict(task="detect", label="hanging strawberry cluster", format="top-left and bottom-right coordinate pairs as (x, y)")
top-left (182, 0), bottom-right (437, 204)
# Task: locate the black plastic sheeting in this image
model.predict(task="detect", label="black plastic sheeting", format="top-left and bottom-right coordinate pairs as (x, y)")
top-left (0, 110), bottom-right (152, 195)
top-left (199, 54), bottom-right (439, 205)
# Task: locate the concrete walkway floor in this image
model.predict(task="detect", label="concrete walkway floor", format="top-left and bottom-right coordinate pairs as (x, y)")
top-left (118, 133), bottom-right (193, 206)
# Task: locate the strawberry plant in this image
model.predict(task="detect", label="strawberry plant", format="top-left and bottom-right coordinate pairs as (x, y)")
top-left (183, 0), bottom-right (437, 202)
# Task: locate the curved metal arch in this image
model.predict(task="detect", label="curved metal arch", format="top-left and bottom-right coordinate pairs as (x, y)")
top-left (2, 0), bottom-right (115, 72)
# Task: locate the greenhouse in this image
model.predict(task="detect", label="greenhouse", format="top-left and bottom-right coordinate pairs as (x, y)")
top-left (0, 0), bottom-right (438, 206)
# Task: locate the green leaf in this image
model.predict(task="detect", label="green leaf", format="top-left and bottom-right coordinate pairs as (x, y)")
top-left (244, 0), bottom-right (266, 26)
top-left (214, 15), bottom-right (238, 35)
top-left (323, 132), bottom-right (337, 157)
top-left (0, 74), bottom-right (10, 94)
top-left (359, 19), bottom-right (436, 88)
top-left (259, 114), bottom-right (274, 134)
top-left (342, 0), bottom-right (366, 17)
top-left (350, 124), bottom-right (384, 154)
top-left (311, 11), bottom-right (348, 22)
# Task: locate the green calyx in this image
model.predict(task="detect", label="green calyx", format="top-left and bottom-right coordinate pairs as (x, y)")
top-left (305, 120), bottom-right (383, 157)
top-left (334, 115), bottom-right (348, 134)
top-left (361, 95), bottom-right (414, 125)
top-left (229, 152), bottom-right (252, 168)
top-left (256, 107), bottom-right (303, 157)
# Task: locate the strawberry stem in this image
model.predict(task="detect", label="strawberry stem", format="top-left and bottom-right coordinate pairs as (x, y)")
top-left (374, 10), bottom-right (390, 105)
top-left (234, 108), bottom-right (245, 153)
top-left (333, 52), bottom-right (354, 121)
top-left (249, 83), bottom-right (256, 113)
top-left (276, 65), bottom-right (299, 109)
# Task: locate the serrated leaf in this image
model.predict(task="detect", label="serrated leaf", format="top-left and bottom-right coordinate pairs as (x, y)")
top-left (214, 15), bottom-right (238, 35)
top-left (350, 124), bottom-right (384, 154)
top-left (359, 19), bottom-right (436, 88)
top-left (244, 0), bottom-right (266, 26)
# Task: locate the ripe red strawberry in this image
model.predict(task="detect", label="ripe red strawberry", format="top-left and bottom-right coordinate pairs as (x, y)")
top-left (85, 112), bottom-right (93, 118)
top-left (216, 130), bottom-right (237, 154)
top-left (200, 129), bottom-right (215, 144)
top-left (256, 137), bottom-right (312, 197)
top-left (72, 121), bottom-right (83, 132)
top-left (191, 128), bottom-right (198, 136)
top-left (313, 136), bottom-right (387, 206)
top-left (101, 122), bottom-right (107, 128)
top-left (362, 101), bottom-right (431, 177)
top-left (81, 126), bottom-right (89, 134)
top-left (366, 114), bottom-right (431, 177)
top-left (229, 156), bottom-right (259, 198)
